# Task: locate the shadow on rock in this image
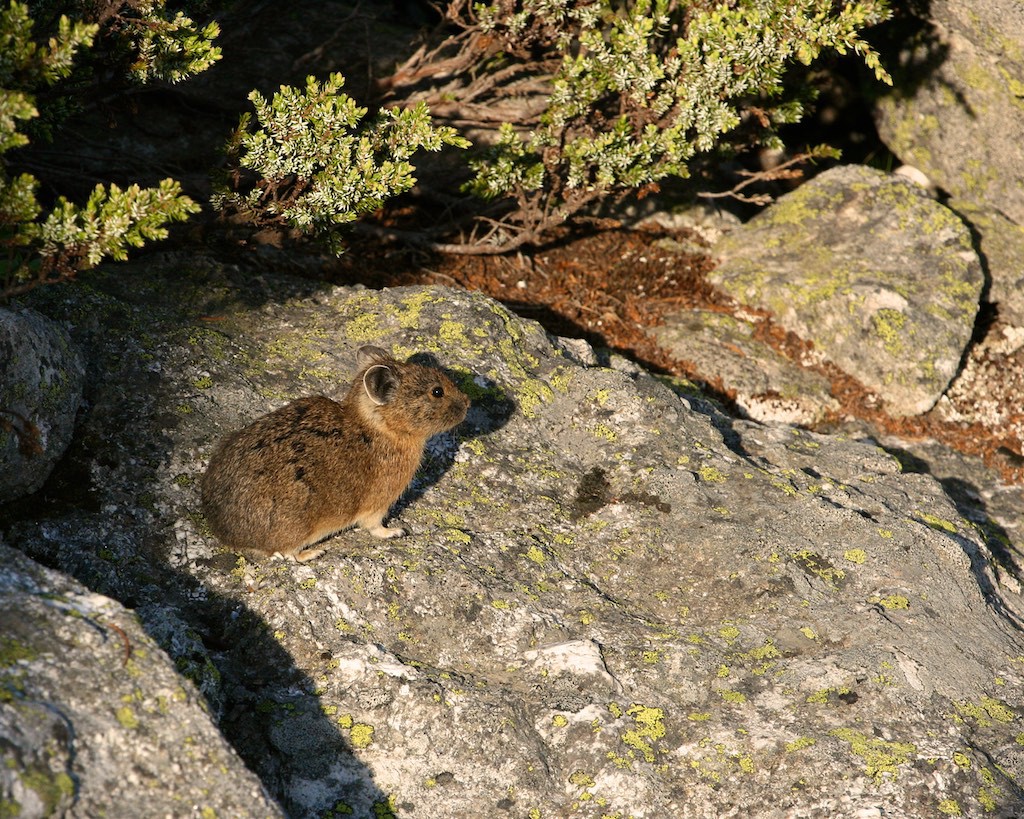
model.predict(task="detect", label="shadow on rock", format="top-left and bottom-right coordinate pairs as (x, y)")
top-left (883, 444), bottom-right (1024, 632)
top-left (2, 464), bottom-right (389, 817)
top-left (871, 6), bottom-right (958, 109)
top-left (0, 269), bottom-right (395, 817)
top-left (397, 354), bottom-right (515, 516)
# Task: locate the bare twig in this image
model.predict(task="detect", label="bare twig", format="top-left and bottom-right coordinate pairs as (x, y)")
top-left (698, 150), bottom-right (824, 205)
top-left (103, 620), bottom-right (134, 666)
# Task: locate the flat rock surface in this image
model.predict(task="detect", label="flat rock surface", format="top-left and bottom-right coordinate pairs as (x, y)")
top-left (4, 256), bottom-right (1024, 818)
top-left (652, 307), bottom-right (839, 425)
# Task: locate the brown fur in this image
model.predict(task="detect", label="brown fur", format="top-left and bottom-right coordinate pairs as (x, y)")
top-left (201, 346), bottom-right (469, 561)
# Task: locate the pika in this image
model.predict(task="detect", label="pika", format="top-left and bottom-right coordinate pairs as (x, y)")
top-left (201, 345), bottom-right (470, 562)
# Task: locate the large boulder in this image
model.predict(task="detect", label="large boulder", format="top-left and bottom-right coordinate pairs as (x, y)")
top-left (873, 1), bottom-right (1024, 327)
top-left (706, 164), bottom-right (982, 416)
top-left (0, 308), bottom-right (84, 504)
top-left (874, 0), bottom-right (1024, 227)
top-left (5, 257), bottom-right (1023, 818)
top-left (0, 538), bottom-right (283, 818)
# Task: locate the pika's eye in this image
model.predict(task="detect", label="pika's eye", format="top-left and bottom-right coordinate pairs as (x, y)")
top-left (431, 386), bottom-right (445, 398)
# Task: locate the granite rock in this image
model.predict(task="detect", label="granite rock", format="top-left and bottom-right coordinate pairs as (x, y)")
top-left (3, 256), bottom-right (1022, 817)
top-left (0, 308), bottom-right (84, 504)
top-left (707, 165), bottom-right (982, 416)
top-left (0, 538), bottom-right (283, 818)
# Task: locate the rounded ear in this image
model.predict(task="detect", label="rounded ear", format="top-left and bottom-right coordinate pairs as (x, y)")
top-left (356, 345), bottom-right (390, 369)
top-left (363, 364), bottom-right (399, 406)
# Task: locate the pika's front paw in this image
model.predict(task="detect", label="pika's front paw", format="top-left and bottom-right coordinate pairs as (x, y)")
top-left (369, 525), bottom-right (406, 539)
top-left (271, 548), bottom-right (326, 563)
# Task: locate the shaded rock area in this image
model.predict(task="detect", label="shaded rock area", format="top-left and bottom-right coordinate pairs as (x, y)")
top-left (0, 309), bottom-right (84, 504)
top-left (949, 200), bottom-right (1024, 327)
top-left (703, 165), bottom-right (982, 417)
top-left (874, 0), bottom-right (1024, 327)
top-left (0, 538), bottom-right (282, 818)
top-left (874, 0), bottom-right (1024, 226)
top-left (3, 257), bottom-right (1024, 818)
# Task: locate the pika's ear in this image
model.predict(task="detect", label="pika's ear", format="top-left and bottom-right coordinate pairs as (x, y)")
top-left (363, 364), bottom-right (400, 406)
top-left (356, 345), bottom-right (391, 369)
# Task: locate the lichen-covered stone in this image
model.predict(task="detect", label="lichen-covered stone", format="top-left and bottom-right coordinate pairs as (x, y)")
top-left (652, 308), bottom-right (839, 424)
top-left (874, 1), bottom-right (1024, 227)
top-left (0, 308), bottom-right (84, 503)
top-left (5, 257), bottom-right (1023, 818)
top-left (872, 1), bottom-right (1024, 338)
top-left (707, 165), bottom-right (982, 415)
top-left (0, 539), bottom-right (283, 818)
top-left (949, 198), bottom-right (1024, 327)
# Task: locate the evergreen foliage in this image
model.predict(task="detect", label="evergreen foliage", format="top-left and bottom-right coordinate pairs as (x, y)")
top-left (0, 0), bottom-right (213, 301)
top-left (1, 0), bottom-right (896, 278)
top-left (212, 73), bottom-right (469, 254)
top-left (392, 0), bottom-right (893, 253)
top-left (114, 1), bottom-right (222, 84)
top-left (24, 0), bottom-right (222, 84)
